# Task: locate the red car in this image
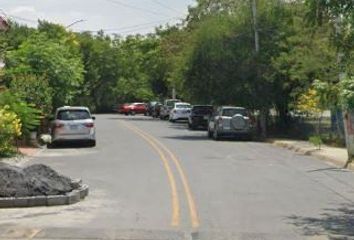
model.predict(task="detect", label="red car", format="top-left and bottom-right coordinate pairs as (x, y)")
top-left (118, 103), bottom-right (130, 114)
top-left (119, 103), bottom-right (147, 115)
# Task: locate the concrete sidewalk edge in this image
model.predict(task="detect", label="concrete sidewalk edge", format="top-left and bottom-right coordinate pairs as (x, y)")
top-left (268, 139), bottom-right (354, 171)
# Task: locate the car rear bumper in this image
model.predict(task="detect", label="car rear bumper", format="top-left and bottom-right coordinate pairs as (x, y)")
top-left (190, 117), bottom-right (209, 127)
top-left (171, 113), bottom-right (190, 120)
top-left (218, 128), bottom-right (252, 136)
top-left (52, 133), bottom-right (95, 142)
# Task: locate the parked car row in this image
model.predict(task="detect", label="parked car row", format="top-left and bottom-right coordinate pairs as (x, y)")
top-left (117, 100), bottom-right (256, 141)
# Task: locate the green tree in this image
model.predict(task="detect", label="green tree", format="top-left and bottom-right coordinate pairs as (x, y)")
top-left (9, 74), bottom-right (53, 114)
top-left (76, 32), bottom-right (120, 112)
top-left (5, 32), bottom-right (84, 108)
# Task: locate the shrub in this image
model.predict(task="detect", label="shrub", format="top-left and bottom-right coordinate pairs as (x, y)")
top-left (0, 91), bottom-right (41, 137)
top-left (309, 135), bottom-right (323, 150)
top-left (0, 106), bottom-right (22, 157)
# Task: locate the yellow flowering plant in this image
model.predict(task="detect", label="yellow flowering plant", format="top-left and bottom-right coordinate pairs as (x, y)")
top-left (0, 106), bottom-right (22, 156)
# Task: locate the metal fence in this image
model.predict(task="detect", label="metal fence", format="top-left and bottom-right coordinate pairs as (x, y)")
top-left (268, 113), bottom-right (345, 146)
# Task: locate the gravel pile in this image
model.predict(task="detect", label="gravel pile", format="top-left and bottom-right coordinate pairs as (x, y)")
top-left (0, 163), bottom-right (75, 197)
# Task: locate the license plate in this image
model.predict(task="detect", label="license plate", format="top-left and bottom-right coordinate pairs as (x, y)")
top-left (70, 125), bottom-right (78, 130)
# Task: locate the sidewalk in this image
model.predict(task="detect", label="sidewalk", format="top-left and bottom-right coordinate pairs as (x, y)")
top-left (0, 147), bottom-right (43, 166)
top-left (18, 146), bottom-right (42, 157)
top-left (269, 139), bottom-right (354, 170)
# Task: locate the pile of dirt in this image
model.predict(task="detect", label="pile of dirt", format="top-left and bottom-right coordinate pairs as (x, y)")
top-left (0, 163), bottom-right (75, 197)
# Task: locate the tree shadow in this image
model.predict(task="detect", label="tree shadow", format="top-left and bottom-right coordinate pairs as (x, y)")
top-left (307, 167), bottom-right (350, 173)
top-left (107, 116), bottom-right (160, 122)
top-left (287, 204), bottom-right (354, 239)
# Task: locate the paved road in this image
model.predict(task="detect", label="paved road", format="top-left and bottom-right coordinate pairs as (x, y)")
top-left (1, 114), bottom-right (354, 239)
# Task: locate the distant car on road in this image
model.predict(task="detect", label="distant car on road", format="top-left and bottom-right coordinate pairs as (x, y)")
top-left (188, 105), bottom-right (213, 130)
top-left (208, 106), bottom-right (254, 140)
top-left (151, 103), bottom-right (163, 118)
top-left (118, 103), bottom-right (130, 114)
top-left (50, 106), bottom-right (96, 146)
top-left (120, 103), bottom-right (147, 115)
top-left (169, 102), bottom-right (192, 122)
top-left (147, 101), bottom-right (161, 116)
top-left (160, 99), bottom-right (181, 120)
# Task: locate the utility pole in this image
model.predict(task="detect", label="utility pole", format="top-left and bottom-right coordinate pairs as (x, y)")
top-left (172, 87), bottom-right (176, 99)
top-left (335, 16), bottom-right (353, 167)
top-left (251, 0), bottom-right (259, 53)
top-left (251, 0), bottom-right (266, 138)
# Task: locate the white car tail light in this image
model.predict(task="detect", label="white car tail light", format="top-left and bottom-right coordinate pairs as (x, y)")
top-left (84, 123), bottom-right (94, 128)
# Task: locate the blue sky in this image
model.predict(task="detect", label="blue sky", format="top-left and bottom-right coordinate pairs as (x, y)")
top-left (0, 0), bottom-right (195, 35)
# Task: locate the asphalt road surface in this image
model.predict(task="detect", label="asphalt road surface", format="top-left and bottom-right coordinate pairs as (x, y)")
top-left (2, 114), bottom-right (354, 240)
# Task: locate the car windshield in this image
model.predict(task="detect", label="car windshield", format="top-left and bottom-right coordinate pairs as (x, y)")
top-left (192, 106), bottom-right (213, 115)
top-left (176, 104), bottom-right (191, 109)
top-left (222, 108), bottom-right (247, 117)
top-left (57, 110), bottom-right (91, 120)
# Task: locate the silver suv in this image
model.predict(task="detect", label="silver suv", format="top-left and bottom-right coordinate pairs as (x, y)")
top-left (50, 106), bottom-right (96, 146)
top-left (208, 106), bottom-right (253, 140)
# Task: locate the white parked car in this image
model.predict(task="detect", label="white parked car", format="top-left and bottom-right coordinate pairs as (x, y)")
top-left (169, 102), bottom-right (192, 122)
top-left (50, 106), bottom-right (96, 147)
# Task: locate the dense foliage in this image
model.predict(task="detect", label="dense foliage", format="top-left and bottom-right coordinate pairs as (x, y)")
top-left (0, 0), bottom-right (353, 139)
top-left (0, 106), bottom-right (22, 156)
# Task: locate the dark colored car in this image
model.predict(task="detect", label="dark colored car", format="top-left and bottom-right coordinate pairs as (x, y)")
top-left (152, 103), bottom-right (163, 118)
top-left (147, 101), bottom-right (160, 116)
top-left (188, 105), bottom-right (213, 130)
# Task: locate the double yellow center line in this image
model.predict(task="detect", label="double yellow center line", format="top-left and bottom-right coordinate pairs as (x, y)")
top-left (121, 121), bottom-right (200, 228)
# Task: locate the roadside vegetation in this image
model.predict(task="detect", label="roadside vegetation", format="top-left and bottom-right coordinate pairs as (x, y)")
top-left (0, 0), bottom-right (353, 156)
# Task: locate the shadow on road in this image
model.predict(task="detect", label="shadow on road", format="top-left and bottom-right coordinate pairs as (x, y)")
top-left (107, 116), bottom-right (160, 122)
top-left (163, 135), bottom-right (255, 142)
top-left (167, 122), bottom-right (189, 130)
top-left (48, 141), bottom-right (94, 149)
top-left (307, 167), bottom-right (350, 173)
top-left (287, 204), bottom-right (354, 239)
top-left (163, 135), bottom-right (209, 141)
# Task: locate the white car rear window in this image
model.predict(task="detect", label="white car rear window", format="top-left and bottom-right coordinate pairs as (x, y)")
top-left (57, 110), bottom-right (91, 120)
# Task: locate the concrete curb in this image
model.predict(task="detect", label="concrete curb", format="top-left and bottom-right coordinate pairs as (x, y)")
top-left (0, 184), bottom-right (89, 208)
top-left (270, 140), bottom-right (354, 170)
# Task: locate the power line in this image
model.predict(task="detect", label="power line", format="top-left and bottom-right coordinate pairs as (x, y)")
top-left (0, 9), bottom-right (37, 24)
top-left (9, 15), bottom-right (38, 23)
top-left (149, 0), bottom-right (184, 15)
top-left (104, 0), bottom-right (170, 18)
top-left (85, 17), bottom-right (180, 33)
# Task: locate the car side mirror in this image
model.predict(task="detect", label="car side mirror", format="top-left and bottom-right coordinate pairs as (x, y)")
top-left (92, 116), bottom-right (96, 120)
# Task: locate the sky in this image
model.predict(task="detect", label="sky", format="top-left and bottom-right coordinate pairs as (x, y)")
top-left (0, 0), bottom-right (195, 35)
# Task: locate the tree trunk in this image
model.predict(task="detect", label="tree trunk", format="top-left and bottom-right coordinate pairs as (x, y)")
top-left (343, 110), bottom-right (354, 168)
top-left (260, 108), bottom-right (268, 139)
top-left (335, 109), bottom-right (344, 140)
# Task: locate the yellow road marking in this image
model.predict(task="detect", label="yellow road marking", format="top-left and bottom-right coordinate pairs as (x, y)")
top-left (123, 121), bottom-right (200, 228)
top-left (122, 122), bottom-right (180, 227)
